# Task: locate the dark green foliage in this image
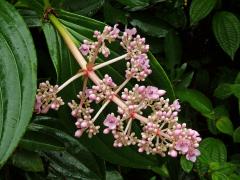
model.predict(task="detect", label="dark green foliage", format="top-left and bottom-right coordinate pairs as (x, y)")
top-left (1, 0), bottom-right (240, 179)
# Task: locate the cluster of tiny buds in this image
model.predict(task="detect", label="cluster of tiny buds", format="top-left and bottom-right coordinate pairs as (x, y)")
top-left (168, 123), bottom-right (201, 162)
top-left (80, 24), bottom-right (152, 81)
top-left (102, 84), bottom-right (201, 162)
top-left (34, 81), bottom-right (64, 114)
top-left (34, 24), bottom-right (201, 162)
top-left (121, 28), bottom-right (151, 81)
top-left (87, 74), bottom-right (117, 103)
top-left (80, 24), bottom-right (120, 58)
top-left (68, 91), bottom-right (100, 138)
top-left (103, 113), bottom-right (138, 147)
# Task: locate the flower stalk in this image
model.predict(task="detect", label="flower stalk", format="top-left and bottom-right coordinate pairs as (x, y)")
top-left (57, 72), bottom-right (84, 93)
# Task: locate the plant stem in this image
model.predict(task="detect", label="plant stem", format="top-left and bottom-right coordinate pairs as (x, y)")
top-left (89, 42), bottom-right (101, 64)
top-left (93, 54), bottom-right (128, 71)
top-left (79, 76), bottom-right (89, 107)
top-left (124, 119), bottom-right (132, 134)
top-left (57, 72), bottom-right (84, 93)
top-left (43, 0), bottom-right (50, 9)
top-left (48, 14), bottom-right (87, 69)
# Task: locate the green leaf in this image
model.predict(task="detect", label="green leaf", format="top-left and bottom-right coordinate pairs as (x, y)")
top-left (42, 23), bottom-right (61, 79)
top-left (164, 31), bottom-right (182, 70)
top-left (212, 172), bottom-right (228, 180)
top-left (190, 0), bottom-right (217, 25)
top-left (24, 172), bottom-right (46, 180)
top-left (196, 138), bottom-right (227, 176)
top-left (19, 127), bottom-right (65, 151)
top-left (148, 53), bottom-right (175, 101)
top-left (229, 174), bottom-right (240, 180)
top-left (130, 18), bottom-right (169, 38)
top-left (207, 106), bottom-right (229, 135)
top-left (58, 0), bottom-right (104, 17)
top-left (180, 156), bottom-right (193, 173)
top-left (106, 171), bottom-right (123, 180)
top-left (103, 2), bottom-right (128, 24)
top-left (209, 162), bottom-right (237, 176)
top-left (176, 88), bottom-right (214, 119)
top-left (214, 83), bottom-right (233, 99)
top-left (116, 0), bottom-right (149, 8)
top-left (12, 149), bottom-right (44, 172)
top-left (216, 116), bottom-right (234, 136)
top-left (29, 123), bottom-right (105, 180)
top-left (0, 1), bottom-right (37, 167)
top-left (151, 164), bottom-right (169, 177)
top-left (207, 118), bottom-right (218, 135)
top-left (19, 0), bottom-right (44, 15)
top-left (176, 72), bottom-right (194, 89)
top-left (155, 6), bottom-right (186, 29)
top-left (17, 8), bottom-right (41, 27)
top-left (212, 11), bottom-right (240, 59)
top-left (233, 127), bottom-right (240, 143)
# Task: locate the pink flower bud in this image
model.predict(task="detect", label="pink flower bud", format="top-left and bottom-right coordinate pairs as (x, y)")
top-left (75, 129), bottom-right (83, 137)
top-left (168, 150), bottom-right (178, 157)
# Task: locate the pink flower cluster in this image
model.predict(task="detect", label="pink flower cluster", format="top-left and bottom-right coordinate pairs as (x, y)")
top-left (68, 91), bottom-right (100, 138)
top-left (68, 74), bottom-right (118, 137)
top-left (34, 81), bottom-right (64, 114)
top-left (103, 85), bottom-right (201, 162)
top-left (121, 29), bottom-right (151, 81)
top-left (168, 123), bottom-right (201, 162)
top-left (80, 25), bottom-right (120, 58)
top-left (80, 26), bottom-right (152, 81)
top-left (35, 24), bottom-right (201, 162)
top-left (87, 74), bottom-right (117, 103)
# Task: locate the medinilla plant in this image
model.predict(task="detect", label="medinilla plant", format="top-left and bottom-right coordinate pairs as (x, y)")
top-left (1, 0), bottom-right (200, 173)
top-left (34, 11), bottom-right (201, 161)
top-left (1, 0), bottom-right (240, 179)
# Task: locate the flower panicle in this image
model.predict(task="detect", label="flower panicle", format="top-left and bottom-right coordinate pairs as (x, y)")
top-left (34, 81), bottom-right (64, 114)
top-left (34, 24), bottom-right (201, 162)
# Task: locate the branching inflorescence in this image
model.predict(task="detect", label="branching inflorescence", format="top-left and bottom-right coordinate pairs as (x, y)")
top-left (34, 23), bottom-right (201, 162)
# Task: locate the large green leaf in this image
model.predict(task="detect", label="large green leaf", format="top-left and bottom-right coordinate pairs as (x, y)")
top-left (214, 83), bottom-right (233, 99)
top-left (116, 0), bottom-right (149, 8)
top-left (0, 1), bottom-right (37, 167)
top-left (52, 0), bottom-right (104, 17)
top-left (42, 9), bottom-right (174, 169)
top-left (103, 2), bottom-right (128, 24)
top-left (12, 149), bottom-right (44, 172)
top-left (106, 170), bottom-right (123, 180)
top-left (17, 8), bottom-right (42, 27)
top-left (216, 116), bottom-right (234, 136)
top-left (190, 0), bottom-right (217, 25)
top-left (196, 138), bottom-right (227, 176)
top-left (176, 88), bottom-right (214, 119)
top-left (180, 156), bottom-right (193, 173)
top-left (19, 0), bottom-right (44, 15)
top-left (28, 123), bottom-right (105, 180)
top-left (42, 23), bottom-right (61, 79)
top-left (164, 30), bottom-right (182, 70)
top-left (209, 162), bottom-right (237, 177)
top-left (20, 118), bottom-right (66, 151)
top-left (212, 11), bottom-right (240, 60)
top-left (130, 18), bottom-right (169, 38)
